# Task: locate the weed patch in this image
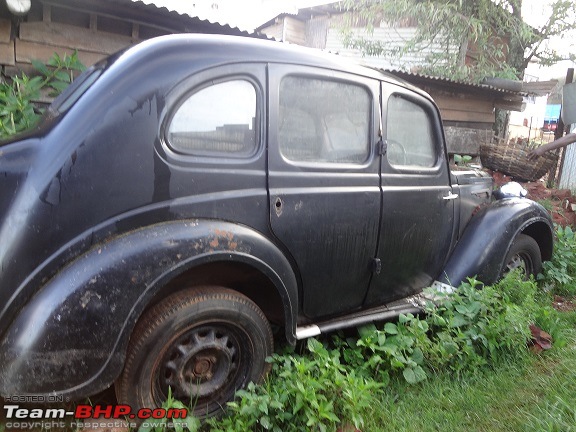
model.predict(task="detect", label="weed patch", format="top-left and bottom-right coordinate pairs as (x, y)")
top-left (204, 272), bottom-right (565, 431)
top-left (0, 52), bottom-right (84, 138)
top-left (539, 225), bottom-right (576, 297)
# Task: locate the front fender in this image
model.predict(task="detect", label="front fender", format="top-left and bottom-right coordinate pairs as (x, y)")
top-left (440, 197), bottom-right (553, 286)
top-left (0, 219), bottom-right (297, 398)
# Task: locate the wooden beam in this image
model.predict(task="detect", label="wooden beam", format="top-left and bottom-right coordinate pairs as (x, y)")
top-left (493, 99), bottom-right (524, 111)
top-left (0, 41), bottom-right (15, 66)
top-left (20, 21), bottom-right (134, 55)
top-left (432, 95), bottom-right (494, 114)
top-left (0, 19), bottom-right (11, 44)
top-left (90, 14), bottom-right (97, 31)
top-left (132, 23), bottom-right (139, 40)
top-left (41, 0), bottom-right (256, 37)
top-left (16, 39), bottom-right (106, 66)
top-left (43, 4), bottom-right (51, 23)
top-left (439, 108), bottom-right (495, 124)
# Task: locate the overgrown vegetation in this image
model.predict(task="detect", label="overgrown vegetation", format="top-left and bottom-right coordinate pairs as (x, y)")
top-left (139, 225), bottom-right (576, 432)
top-left (203, 266), bottom-right (574, 432)
top-left (540, 225), bottom-right (576, 297)
top-left (0, 51), bottom-right (84, 139)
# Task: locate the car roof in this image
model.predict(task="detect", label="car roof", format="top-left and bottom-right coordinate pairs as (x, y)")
top-left (112, 34), bottom-right (431, 100)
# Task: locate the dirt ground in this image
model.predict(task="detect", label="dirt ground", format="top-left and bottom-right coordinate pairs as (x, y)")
top-left (489, 170), bottom-right (576, 227)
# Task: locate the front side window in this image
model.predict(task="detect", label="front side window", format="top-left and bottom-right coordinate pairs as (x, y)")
top-left (167, 79), bottom-right (257, 157)
top-left (278, 76), bottom-right (370, 164)
top-left (386, 95), bottom-right (437, 168)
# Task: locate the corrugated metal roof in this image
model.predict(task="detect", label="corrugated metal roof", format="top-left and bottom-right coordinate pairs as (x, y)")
top-left (93, 0), bottom-right (270, 39)
top-left (385, 69), bottom-right (523, 95)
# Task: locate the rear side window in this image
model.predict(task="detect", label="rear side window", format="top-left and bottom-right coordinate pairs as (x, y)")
top-left (278, 76), bottom-right (370, 164)
top-left (167, 79), bottom-right (257, 157)
top-left (386, 95), bottom-right (437, 168)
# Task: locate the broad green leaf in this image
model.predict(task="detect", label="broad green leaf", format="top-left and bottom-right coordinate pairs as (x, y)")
top-left (358, 323), bottom-right (377, 338)
top-left (384, 322), bottom-right (398, 334)
top-left (411, 347), bottom-right (424, 364)
top-left (31, 59), bottom-right (50, 76)
top-left (260, 415), bottom-right (271, 429)
top-left (403, 365), bottom-right (427, 384)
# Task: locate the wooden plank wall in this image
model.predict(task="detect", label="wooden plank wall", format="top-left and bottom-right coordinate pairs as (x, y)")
top-left (1, 4), bottom-right (148, 76)
top-left (262, 22), bottom-right (283, 41)
top-left (428, 92), bottom-right (496, 125)
top-left (0, 19), bottom-right (14, 66)
top-left (284, 17), bottom-right (306, 45)
top-left (18, 21), bottom-right (134, 66)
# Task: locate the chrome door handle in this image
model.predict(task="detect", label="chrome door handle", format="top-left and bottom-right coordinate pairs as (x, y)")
top-left (443, 192), bottom-right (459, 200)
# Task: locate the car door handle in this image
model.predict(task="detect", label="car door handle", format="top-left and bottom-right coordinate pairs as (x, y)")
top-left (443, 192), bottom-right (459, 200)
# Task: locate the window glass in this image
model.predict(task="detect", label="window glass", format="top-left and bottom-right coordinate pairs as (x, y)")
top-left (386, 95), bottom-right (437, 168)
top-left (279, 76), bottom-right (370, 164)
top-left (167, 80), bottom-right (257, 157)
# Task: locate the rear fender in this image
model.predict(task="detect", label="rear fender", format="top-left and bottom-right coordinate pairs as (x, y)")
top-left (440, 198), bottom-right (553, 286)
top-left (0, 219), bottom-right (297, 398)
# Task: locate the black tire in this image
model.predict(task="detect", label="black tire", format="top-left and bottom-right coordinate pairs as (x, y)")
top-left (503, 234), bottom-right (542, 278)
top-left (115, 286), bottom-right (273, 418)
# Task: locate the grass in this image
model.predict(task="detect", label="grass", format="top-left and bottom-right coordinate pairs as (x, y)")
top-left (0, 307), bottom-right (574, 432)
top-left (3, 253), bottom-right (576, 432)
top-left (2, 296), bottom-right (574, 432)
top-left (362, 323), bottom-right (576, 431)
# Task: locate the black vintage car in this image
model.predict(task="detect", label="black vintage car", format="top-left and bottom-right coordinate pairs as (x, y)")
top-left (0, 35), bottom-right (553, 416)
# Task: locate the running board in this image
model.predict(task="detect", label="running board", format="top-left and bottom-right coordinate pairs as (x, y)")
top-left (294, 281), bottom-right (457, 340)
top-left (295, 297), bottom-right (423, 340)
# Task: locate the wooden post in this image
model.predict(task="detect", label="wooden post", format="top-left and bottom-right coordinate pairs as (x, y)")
top-left (552, 68), bottom-right (575, 187)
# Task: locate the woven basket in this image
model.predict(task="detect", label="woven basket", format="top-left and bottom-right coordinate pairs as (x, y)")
top-left (480, 138), bottom-right (558, 182)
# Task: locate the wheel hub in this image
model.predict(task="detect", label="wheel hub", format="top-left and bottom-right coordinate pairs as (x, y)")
top-left (192, 356), bottom-right (214, 378)
top-left (506, 252), bottom-right (530, 277)
top-left (158, 326), bottom-right (240, 402)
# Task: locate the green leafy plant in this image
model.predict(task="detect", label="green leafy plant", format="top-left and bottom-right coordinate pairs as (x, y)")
top-left (0, 51), bottom-right (84, 138)
top-left (31, 51), bottom-right (85, 96)
top-left (207, 272), bottom-right (551, 431)
top-left (351, 315), bottom-right (429, 384)
top-left (422, 275), bottom-right (535, 371)
top-left (454, 154), bottom-right (473, 166)
top-left (207, 338), bottom-right (383, 432)
top-left (539, 225), bottom-right (576, 296)
top-left (138, 387), bottom-right (200, 432)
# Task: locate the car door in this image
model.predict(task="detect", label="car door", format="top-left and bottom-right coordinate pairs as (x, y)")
top-left (267, 64), bottom-right (381, 319)
top-left (364, 83), bottom-right (458, 306)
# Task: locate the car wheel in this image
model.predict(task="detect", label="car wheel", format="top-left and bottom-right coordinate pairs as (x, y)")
top-left (503, 234), bottom-right (542, 278)
top-left (115, 286), bottom-right (273, 418)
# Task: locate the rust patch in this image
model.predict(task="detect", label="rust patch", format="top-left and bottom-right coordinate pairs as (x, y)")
top-left (209, 229), bottom-right (241, 251)
top-left (213, 229), bottom-right (234, 241)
